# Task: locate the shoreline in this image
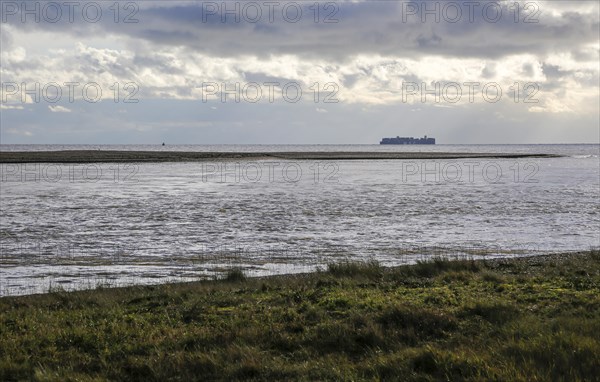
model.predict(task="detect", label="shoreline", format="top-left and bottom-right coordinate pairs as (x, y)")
top-left (0, 150), bottom-right (560, 163)
top-left (1, 250), bottom-right (592, 300)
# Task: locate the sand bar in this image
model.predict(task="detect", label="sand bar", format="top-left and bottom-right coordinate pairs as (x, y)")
top-left (0, 150), bottom-right (560, 163)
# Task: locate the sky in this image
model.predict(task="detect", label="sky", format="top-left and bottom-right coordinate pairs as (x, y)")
top-left (1, 0), bottom-right (599, 144)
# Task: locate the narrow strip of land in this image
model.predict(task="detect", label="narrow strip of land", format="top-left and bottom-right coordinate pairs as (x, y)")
top-left (0, 150), bottom-right (560, 163)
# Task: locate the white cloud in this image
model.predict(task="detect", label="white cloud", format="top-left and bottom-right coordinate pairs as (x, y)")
top-left (0, 104), bottom-right (24, 110)
top-left (48, 105), bottom-right (72, 113)
top-left (5, 40), bottom-right (595, 114)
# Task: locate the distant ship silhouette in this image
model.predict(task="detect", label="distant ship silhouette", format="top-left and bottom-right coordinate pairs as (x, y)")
top-left (380, 135), bottom-right (435, 145)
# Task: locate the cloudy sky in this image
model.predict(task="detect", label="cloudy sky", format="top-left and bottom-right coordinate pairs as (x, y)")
top-left (1, 0), bottom-right (598, 144)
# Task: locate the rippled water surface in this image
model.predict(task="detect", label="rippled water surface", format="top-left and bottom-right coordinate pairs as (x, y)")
top-left (1, 144), bottom-right (598, 295)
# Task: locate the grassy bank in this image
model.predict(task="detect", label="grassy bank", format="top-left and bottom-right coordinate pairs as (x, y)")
top-left (1, 251), bottom-right (599, 381)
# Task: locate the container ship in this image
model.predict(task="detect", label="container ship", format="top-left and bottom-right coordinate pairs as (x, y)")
top-left (380, 135), bottom-right (435, 145)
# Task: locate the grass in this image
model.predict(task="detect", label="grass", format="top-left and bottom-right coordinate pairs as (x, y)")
top-left (1, 251), bottom-right (599, 381)
top-left (326, 259), bottom-right (383, 278)
top-left (222, 268), bottom-right (247, 283)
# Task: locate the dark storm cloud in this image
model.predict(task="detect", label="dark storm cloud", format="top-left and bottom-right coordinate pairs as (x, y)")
top-left (2, 1), bottom-right (598, 60)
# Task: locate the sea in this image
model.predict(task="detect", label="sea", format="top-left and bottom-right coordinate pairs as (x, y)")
top-left (1, 144), bottom-right (598, 296)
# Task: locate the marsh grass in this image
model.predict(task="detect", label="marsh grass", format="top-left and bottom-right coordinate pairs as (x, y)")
top-left (222, 267), bottom-right (247, 283)
top-left (327, 259), bottom-right (383, 279)
top-left (1, 250), bottom-right (598, 381)
top-left (412, 256), bottom-right (481, 277)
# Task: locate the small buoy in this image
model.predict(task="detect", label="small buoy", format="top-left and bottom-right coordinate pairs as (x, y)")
top-left (162, 142), bottom-right (165, 146)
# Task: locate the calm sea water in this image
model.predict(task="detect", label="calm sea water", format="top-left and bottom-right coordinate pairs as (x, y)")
top-left (1, 144), bottom-right (599, 296)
